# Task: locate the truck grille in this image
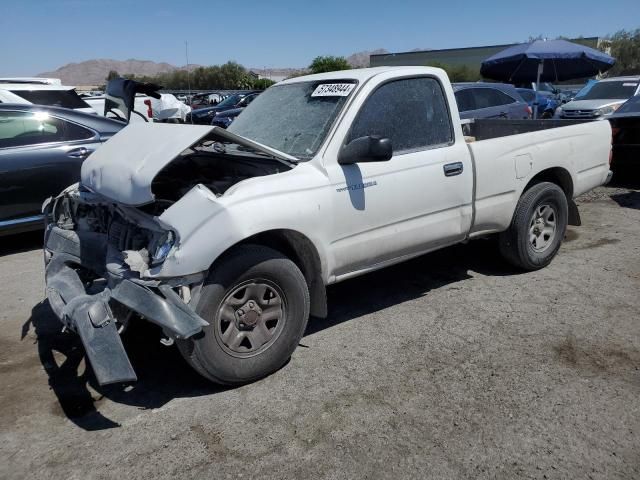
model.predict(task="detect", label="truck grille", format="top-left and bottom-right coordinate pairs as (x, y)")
top-left (561, 109), bottom-right (596, 119)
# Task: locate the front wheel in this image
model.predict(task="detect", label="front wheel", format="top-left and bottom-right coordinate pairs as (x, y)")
top-left (177, 245), bottom-right (310, 385)
top-left (499, 182), bottom-right (568, 271)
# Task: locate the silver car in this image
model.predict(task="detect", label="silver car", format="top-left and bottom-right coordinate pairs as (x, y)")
top-left (556, 76), bottom-right (640, 120)
top-left (453, 83), bottom-right (531, 120)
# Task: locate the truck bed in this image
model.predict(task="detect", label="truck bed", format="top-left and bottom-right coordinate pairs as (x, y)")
top-left (463, 118), bottom-right (591, 141)
top-left (465, 118), bottom-right (611, 238)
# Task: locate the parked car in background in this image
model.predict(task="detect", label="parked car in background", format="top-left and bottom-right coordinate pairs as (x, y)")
top-left (608, 94), bottom-right (640, 171)
top-left (453, 83), bottom-right (531, 119)
top-left (515, 81), bottom-right (559, 94)
top-left (0, 77), bottom-right (62, 85)
top-left (555, 76), bottom-right (640, 119)
top-left (186, 92), bottom-right (260, 124)
top-left (0, 104), bottom-right (124, 235)
top-left (516, 88), bottom-right (559, 118)
top-left (190, 92), bottom-right (228, 109)
top-left (210, 107), bottom-right (243, 128)
top-left (0, 81), bottom-right (95, 114)
top-left (83, 79), bottom-right (191, 123)
top-left (514, 81), bottom-right (577, 105)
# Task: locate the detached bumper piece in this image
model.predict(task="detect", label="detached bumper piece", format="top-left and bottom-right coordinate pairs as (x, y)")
top-left (44, 226), bottom-right (208, 385)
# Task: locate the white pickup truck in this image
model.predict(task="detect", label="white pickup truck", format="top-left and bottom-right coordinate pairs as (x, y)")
top-left (43, 67), bottom-right (612, 386)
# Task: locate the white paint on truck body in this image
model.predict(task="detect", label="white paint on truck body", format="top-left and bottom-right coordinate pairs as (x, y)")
top-left (79, 66), bottom-right (611, 283)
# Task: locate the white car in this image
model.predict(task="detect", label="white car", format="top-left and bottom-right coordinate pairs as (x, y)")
top-left (556, 76), bottom-right (640, 119)
top-left (43, 66), bottom-right (612, 386)
top-left (0, 82), bottom-right (95, 114)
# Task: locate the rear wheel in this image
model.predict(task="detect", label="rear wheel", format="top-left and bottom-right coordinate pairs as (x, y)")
top-left (499, 182), bottom-right (568, 270)
top-left (177, 245), bottom-right (310, 385)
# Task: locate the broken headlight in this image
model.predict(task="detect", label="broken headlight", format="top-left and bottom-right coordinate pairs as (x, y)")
top-left (151, 231), bottom-right (175, 264)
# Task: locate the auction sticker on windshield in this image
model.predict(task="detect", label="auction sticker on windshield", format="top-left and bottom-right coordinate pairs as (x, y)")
top-left (311, 83), bottom-right (356, 97)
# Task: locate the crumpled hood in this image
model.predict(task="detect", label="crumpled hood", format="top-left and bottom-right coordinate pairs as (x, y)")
top-left (81, 123), bottom-right (298, 206)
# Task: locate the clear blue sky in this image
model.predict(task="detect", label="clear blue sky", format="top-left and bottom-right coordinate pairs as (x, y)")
top-left (2, 0), bottom-right (639, 75)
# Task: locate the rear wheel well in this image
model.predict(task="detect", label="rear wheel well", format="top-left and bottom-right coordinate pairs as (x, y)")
top-left (522, 167), bottom-right (579, 226)
top-left (232, 230), bottom-right (327, 318)
top-left (524, 167), bottom-right (573, 198)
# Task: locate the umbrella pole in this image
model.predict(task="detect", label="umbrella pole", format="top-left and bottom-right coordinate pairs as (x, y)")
top-left (533, 61), bottom-right (543, 119)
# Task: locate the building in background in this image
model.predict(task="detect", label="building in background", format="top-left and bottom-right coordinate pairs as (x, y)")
top-left (370, 37), bottom-right (606, 76)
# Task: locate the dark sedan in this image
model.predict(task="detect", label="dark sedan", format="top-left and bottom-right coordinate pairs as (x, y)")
top-left (210, 107), bottom-right (243, 128)
top-left (609, 95), bottom-right (640, 171)
top-left (186, 92), bottom-right (260, 125)
top-left (0, 104), bottom-right (124, 235)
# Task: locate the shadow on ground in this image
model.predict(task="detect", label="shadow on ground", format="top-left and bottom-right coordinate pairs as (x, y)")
top-left (22, 237), bottom-right (518, 431)
top-left (609, 165), bottom-right (640, 191)
top-left (24, 301), bottom-right (222, 431)
top-left (0, 230), bottom-right (43, 256)
top-left (610, 191), bottom-right (640, 210)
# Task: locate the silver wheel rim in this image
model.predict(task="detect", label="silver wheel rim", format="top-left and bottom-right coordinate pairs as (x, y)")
top-left (215, 279), bottom-right (286, 358)
top-left (529, 204), bottom-right (557, 252)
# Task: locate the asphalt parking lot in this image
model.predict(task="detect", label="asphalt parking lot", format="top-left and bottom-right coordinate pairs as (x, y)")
top-left (1, 179), bottom-right (639, 480)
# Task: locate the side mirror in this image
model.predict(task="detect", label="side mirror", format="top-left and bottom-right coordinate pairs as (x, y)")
top-left (338, 135), bottom-right (393, 165)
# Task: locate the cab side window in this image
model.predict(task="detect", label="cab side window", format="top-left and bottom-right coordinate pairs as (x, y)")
top-left (348, 77), bottom-right (453, 154)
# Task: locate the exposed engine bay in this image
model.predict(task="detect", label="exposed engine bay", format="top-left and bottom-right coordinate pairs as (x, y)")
top-left (151, 145), bottom-right (292, 203)
top-left (49, 141), bottom-right (293, 275)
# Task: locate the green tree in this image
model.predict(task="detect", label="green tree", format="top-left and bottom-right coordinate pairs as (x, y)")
top-left (309, 56), bottom-right (351, 74)
top-left (102, 61), bottom-right (280, 90)
top-left (607, 29), bottom-right (640, 76)
top-left (251, 78), bottom-right (276, 89)
top-left (429, 62), bottom-right (481, 82)
top-left (106, 70), bottom-right (120, 81)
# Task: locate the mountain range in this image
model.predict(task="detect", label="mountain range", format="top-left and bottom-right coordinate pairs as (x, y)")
top-left (37, 49), bottom-right (400, 85)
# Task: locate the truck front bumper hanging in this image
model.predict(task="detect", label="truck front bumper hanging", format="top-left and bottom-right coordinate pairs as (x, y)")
top-left (44, 225), bottom-right (208, 385)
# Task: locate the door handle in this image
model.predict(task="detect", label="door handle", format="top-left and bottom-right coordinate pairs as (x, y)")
top-left (499, 111), bottom-right (508, 118)
top-left (67, 147), bottom-right (91, 159)
top-left (443, 162), bottom-right (464, 177)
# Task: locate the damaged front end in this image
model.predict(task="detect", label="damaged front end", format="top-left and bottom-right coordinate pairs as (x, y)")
top-left (43, 185), bottom-right (208, 385)
top-left (43, 124), bottom-right (299, 385)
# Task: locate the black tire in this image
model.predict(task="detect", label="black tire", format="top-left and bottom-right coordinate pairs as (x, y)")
top-left (499, 182), bottom-right (568, 271)
top-left (177, 245), bottom-right (310, 385)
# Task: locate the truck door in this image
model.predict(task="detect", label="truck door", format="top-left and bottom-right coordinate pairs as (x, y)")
top-left (326, 76), bottom-right (473, 277)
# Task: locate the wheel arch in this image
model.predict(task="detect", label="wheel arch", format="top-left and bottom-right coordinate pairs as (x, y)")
top-left (215, 229), bottom-right (328, 318)
top-left (522, 167), bottom-right (580, 226)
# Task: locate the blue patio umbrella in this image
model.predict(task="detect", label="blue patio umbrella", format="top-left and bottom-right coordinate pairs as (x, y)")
top-left (480, 39), bottom-right (615, 117)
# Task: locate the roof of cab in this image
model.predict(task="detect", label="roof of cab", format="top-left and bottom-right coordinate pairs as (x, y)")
top-left (277, 66), bottom-right (446, 85)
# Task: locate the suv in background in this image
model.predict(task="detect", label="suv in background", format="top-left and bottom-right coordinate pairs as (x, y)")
top-left (453, 83), bottom-right (531, 120)
top-left (556, 76), bottom-right (640, 119)
top-left (0, 80), bottom-right (95, 114)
